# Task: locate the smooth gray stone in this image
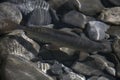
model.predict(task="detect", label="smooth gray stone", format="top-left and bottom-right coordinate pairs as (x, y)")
top-left (50, 62), bottom-right (63, 75)
top-left (107, 26), bottom-right (120, 37)
top-left (108, 0), bottom-right (120, 6)
top-left (27, 8), bottom-right (52, 27)
top-left (85, 21), bottom-right (110, 41)
top-left (5, 55), bottom-right (54, 80)
top-left (0, 2), bottom-right (22, 24)
top-left (62, 10), bottom-right (87, 29)
top-left (69, 0), bottom-right (104, 16)
top-left (72, 62), bottom-right (102, 76)
top-left (90, 55), bottom-right (115, 76)
top-left (97, 76), bottom-right (109, 80)
top-left (60, 64), bottom-right (86, 80)
top-left (99, 7), bottom-right (120, 25)
top-left (47, 0), bottom-right (69, 10)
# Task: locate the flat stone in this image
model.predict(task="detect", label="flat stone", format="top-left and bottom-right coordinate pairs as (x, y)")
top-left (85, 21), bottom-right (110, 41)
top-left (0, 2), bottom-right (22, 24)
top-left (99, 7), bottom-right (120, 25)
top-left (68, 0), bottom-right (104, 16)
top-left (62, 10), bottom-right (87, 29)
top-left (72, 62), bottom-right (102, 76)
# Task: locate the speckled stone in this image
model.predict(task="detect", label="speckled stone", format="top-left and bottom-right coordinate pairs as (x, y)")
top-left (0, 2), bottom-right (22, 24)
top-left (99, 7), bottom-right (120, 25)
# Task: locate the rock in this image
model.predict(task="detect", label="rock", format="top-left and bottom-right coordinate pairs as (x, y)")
top-left (60, 72), bottom-right (86, 80)
top-left (85, 21), bottom-right (110, 41)
top-left (49, 62), bottom-right (63, 75)
top-left (97, 76), bottom-right (109, 80)
top-left (27, 8), bottom-right (52, 27)
top-left (0, 34), bottom-right (40, 61)
top-left (90, 55), bottom-right (115, 76)
top-left (62, 10), bottom-right (87, 29)
top-left (68, 0), bottom-right (104, 16)
top-left (107, 26), bottom-right (120, 37)
top-left (47, 0), bottom-right (69, 10)
top-left (5, 55), bottom-right (54, 80)
top-left (60, 64), bottom-right (86, 80)
top-left (108, 0), bottom-right (120, 6)
top-left (87, 76), bottom-right (98, 80)
top-left (99, 7), bottom-right (120, 25)
top-left (11, 0), bottom-right (49, 15)
top-left (72, 62), bottom-right (102, 76)
top-left (0, 2), bottom-right (22, 24)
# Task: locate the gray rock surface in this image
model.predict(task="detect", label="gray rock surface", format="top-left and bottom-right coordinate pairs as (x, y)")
top-left (85, 21), bottom-right (110, 41)
top-left (0, 2), bottom-right (22, 24)
top-left (62, 10), bottom-right (87, 29)
top-left (69, 0), bottom-right (104, 16)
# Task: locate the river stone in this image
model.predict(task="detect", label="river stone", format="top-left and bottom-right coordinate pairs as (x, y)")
top-left (0, 2), bottom-right (22, 24)
top-left (68, 0), bottom-right (104, 16)
top-left (90, 55), bottom-right (115, 76)
top-left (99, 7), bottom-right (120, 25)
top-left (97, 76), bottom-right (109, 80)
top-left (107, 26), bottom-right (120, 37)
top-left (47, 0), bottom-right (69, 10)
top-left (11, 0), bottom-right (49, 15)
top-left (5, 55), bottom-right (54, 80)
top-left (85, 21), bottom-right (110, 41)
top-left (72, 62), bottom-right (102, 76)
top-left (108, 0), bottom-right (120, 6)
top-left (0, 35), bottom-right (40, 60)
top-left (60, 72), bottom-right (85, 80)
top-left (27, 8), bottom-right (52, 27)
top-left (62, 10), bottom-right (87, 29)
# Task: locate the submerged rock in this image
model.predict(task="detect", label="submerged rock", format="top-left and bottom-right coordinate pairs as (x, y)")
top-left (62, 10), bottom-right (87, 29)
top-left (10, 0), bottom-right (49, 15)
top-left (0, 2), bottom-right (22, 24)
top-left (47, 0), bottom-right (69, 10)
top-left (99, 7), bottom-right (120, 25)
top-left (27, 8), bottom-right (52, 27)
top-left (85, 21), bottom-right (110, 41)
top-left (0, 34), bottom-right (40, 60)
top-left (69, 0), bottom-right (104, 16)
top-left (72, 62), bottom-right (102, 76)
top-left (5, 55), bottom-right (54, 80)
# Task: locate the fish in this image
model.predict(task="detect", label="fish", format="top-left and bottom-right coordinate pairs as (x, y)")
top-left (0, 19), bottom-right (112, 52)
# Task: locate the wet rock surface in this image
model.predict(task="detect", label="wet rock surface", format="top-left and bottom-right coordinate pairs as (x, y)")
top-left (0, 0), bottom-right (120, 80)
